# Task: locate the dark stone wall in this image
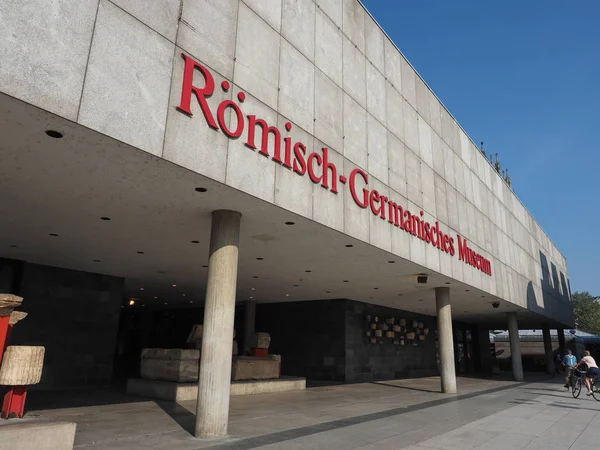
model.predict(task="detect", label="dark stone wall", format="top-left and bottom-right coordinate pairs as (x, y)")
top-left (345, 300), bottom-right (438, 383)
top-left (10, 263), bottom-right (124, 389)
top-left (256, 300), bottom-right (346, 382)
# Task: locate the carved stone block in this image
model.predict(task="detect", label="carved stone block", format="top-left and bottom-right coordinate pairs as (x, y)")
top-left (0, 346), bottom-right (45, 386)
top-left (231, 356), bottom-right (279, 381)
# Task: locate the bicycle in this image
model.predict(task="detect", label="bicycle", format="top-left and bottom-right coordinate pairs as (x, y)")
top-left (569, 368), bottom-right (584, 398)
top-left (589, 375), bottom-right (600, 402)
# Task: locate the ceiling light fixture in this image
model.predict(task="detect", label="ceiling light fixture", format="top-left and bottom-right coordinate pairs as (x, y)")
top-left (195, 187), bottom-right (207, 193)
top-left (100, 217), bottom-right (111, 221)
top-left (202, 265), bottom-right (208, 268)
top-left (191, 240), bottom-right (200, 244)
top-left (293, 284), bottom-right (299, 287)
top-left (326, 290), bottom-right (331, 294)
top-left (250, 288), bottom-right (255, 291)
top-left (388, 261), bottom-right (395, 264)
top-left (445, 282), bottom-right (451, 285)
top-left (140, 287), bottom-right (144, 291)
top-left (49, 233), bottom-right (59, 237)
top-left (343, 280), bottom-right (349, 283)
top-left (189, 301), bottom-right (193, 304)
top-left (182, 293), bottom-right (186, 297)
top-left (94, 259), bottom-right (101, 263)
top-left (45, 130), bottom-right (63, 139)
top-left (137, 251), bottom-right (144, 254)
top-left (285, 293), bottom-right (290, 297)
top-left (285, 221), bottom-right (295, 225)
top-left (129, 299), bottom-right (135, 306)
top-left (253, 276), bottom-right (259, 279)
top-left (305, 270), bottom-right (311, 273)
top-left (9, 245), bottom-right (18, 248)
top-left (172, 284), bottom-right (177, 287)
top-left (345, 244), bottom-right (353, 248)
top-left (256, 257), bottom-right (264, 260)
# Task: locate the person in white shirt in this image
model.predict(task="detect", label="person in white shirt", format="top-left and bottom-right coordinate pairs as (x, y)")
top-left (576, 351), bottom-right (600, 395)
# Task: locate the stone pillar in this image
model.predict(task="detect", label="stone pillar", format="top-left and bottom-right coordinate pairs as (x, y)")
top-left (195, 210), bottom-right (241, 439)
top-left (507, 312), bottom-right (524, 381)
top-left (557, 328), bottom-right (566, 356)
top-left (436, 287), bottom-right (457, 394)
top-left (542, 324), bottom-right (554, 374)
top-left (243, 301), bottom-right (256, 355)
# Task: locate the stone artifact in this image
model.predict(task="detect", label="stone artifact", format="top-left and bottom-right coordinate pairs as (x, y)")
top-left (140, 348), bottom-right (200, 383)
top-left (254, 332), bottom-right (271, 349)
top-left (9, 311), bottom-right (28, 326)
top-left (0, 294), bottom-right (23, 317)
top-left (186, 324), bottom-right (203, 349)
top-left (231, 356), bottom-right (279, 381)
top-left (0, 346), bottom-right (45, 386)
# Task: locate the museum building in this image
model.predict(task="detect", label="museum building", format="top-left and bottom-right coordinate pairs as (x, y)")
top-left (0, 0), bottom-right (574, 438)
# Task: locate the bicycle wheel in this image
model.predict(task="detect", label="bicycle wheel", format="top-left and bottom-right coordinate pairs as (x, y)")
top-left (591, 380), bottom-right (600, 402)
top-left (572, 378), bottom-right (582, 398)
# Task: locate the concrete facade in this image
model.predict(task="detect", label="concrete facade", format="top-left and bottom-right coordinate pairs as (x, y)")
top-left (0, 0), bottom-right (572, 328)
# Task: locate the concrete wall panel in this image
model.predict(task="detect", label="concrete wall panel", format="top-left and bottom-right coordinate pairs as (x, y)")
top-left (368, 179), bottom-right (392, 251)
top-left (279, 40), bottom-right (315, 133)
top-left (315, 9), bottom-right (343, 87)
top-left (243, 0), bottom-right (282, 32)
top-left (314, 69), bottom-right (344, 152)
top-left (111, 0), bottom-right (180, 41)
top-left (281, 0), bottom-right (316, 62)
top-left (315, 0), bottom-right (342, 28)
top-left (0, 0), bottom-right (98, 121)
top-left (178, 0), bottom-right (238, 79)
top-left (400, 57), bottom-right (417, 109)
top-left (342, 0), bottom-right (365, 52)
top-left (343, 93), bottom-right (368, 168)
top-left (387, 133), bottom-right (407, 198)
top-left (343, 161), bottom-right (370, 241)
top-left (386, 82), bottom-right (405, 141)
top-left (342, 36), bottom-right (367, 107)
top-left (313, 143), bottom-right (345, 232)
top-left (365, 14), bottom-right (385, 74)
top-left (79, 0), bottom-right (174, 156)
top-left (366, 63), bottom-right (387, 125)
top-left (234, 3), bottom-right (280, 110)
top-left (367, 114), bottom-right (388, 184)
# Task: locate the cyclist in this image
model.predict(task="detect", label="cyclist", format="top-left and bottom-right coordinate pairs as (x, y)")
top-left (562, 349), bottom-right (578, 388)
top-left (576, 351), bottom-right (600, 396)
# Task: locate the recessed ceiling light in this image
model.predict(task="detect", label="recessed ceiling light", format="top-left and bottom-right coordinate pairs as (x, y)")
top-left (419, 299), bottom-right (423, 302)
top-left (345, 244), bottom-right (353, 248)
top-left (195, 187), bottom-right (207, 192)
top-left (191, 240), bottom-right (200, 244)
top-left (445, 282), bottom-right (451, 285)
top-left (293, 284), bottom-right (299, 287)
top-left (154, 296), bottom-right (158, 299)
top-left (137, 251), bottom-right (144, 254)
top-left (374, 287), bottom-right (379, 290)
top-left (9, 245), bottom-right (18, 248)
top-left (256, 257), bottom-right (264, 260)
top-left (464, 310), bottom-right (468, 313)
top-left (326, 291), bottom-right (331, 294)
top-left (398, 294), bottom-right (403, 296)
top-left (157, 271), bottom-right (165, 274)
top-left (305, 270), bottom-right (311, 273)
top-left (343, 280), bottom-right (349, 283)
top-left (100, 217), bottom-right (111, 221)
top-left (182, 293), bottom-right (186, 297)
top-left (481, 295), bottom-right (486, 298)
top-left (94, 259), bottom-right (101, 262)
top-left (129, 299), bottom-right (135, 306)
top-left (253, 276), bottom-right (259, 279)
top-left (140, 287), bottom-right (144, 291)
top-left (285, 221), bottom-right (295, 225)
top-left (189, 301), bottom-right (193, 304)
top-left (172, 284), bottom-right (177, 287)
top-left (49, 233), bottom-right (59, 237)
top-left (388, 261), bottom-right (395, 264)
top-left (249, 296), bottom-right (254, 299)
top-left (465, 289), bottom-right (470, 292)
top-left (164, 302), bottom-right (168, 305)
top-left (250, 287), bottom-right (255, 291)
top-left (202, 265), bottom-right (208, 268)
top-left (45, 130), bottom-right (63, 139)
top-left (142, 304), bottom-right (145, 307)
top-left (285, 293), bottom-right (290, 297)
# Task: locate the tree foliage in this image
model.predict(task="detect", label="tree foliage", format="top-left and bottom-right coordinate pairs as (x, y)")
top-left (573, 291), bottom-right (600, 335)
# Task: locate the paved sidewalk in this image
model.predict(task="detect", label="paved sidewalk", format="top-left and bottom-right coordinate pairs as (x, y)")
top-left (26, 374), bottom-right (600, 449)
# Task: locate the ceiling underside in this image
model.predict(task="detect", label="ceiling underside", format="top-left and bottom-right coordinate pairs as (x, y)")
top-left (0, 93), bottom-right (563, 329)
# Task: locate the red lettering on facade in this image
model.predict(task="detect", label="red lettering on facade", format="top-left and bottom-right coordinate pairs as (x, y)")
top-left (176, 53), bottom-right (493, 276)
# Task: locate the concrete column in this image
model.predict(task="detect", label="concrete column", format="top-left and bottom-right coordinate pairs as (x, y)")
top-left (436, 287), bottom-right (457, 394)
top-left (195, 210), bottom-right (241, 439)
top-left (557, 328), bottom-right (566, 357)
top-left (507, 312), bottom-right (524, 381)
top-left (243, 300), bottom-right (256, 355)
top-left (542, 324), bottom-right (554, 374)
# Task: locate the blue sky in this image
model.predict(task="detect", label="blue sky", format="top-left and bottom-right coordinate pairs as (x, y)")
top-left (362, 0), bottom-right (600, 295)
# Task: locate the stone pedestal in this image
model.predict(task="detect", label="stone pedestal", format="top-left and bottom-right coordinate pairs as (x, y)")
top-left (140, 349), bottom-right (200, 383)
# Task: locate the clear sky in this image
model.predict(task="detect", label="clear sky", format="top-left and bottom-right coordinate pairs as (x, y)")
top-left (362, 0), bottom-right (600, 295)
